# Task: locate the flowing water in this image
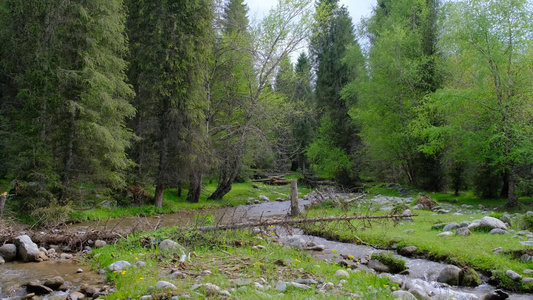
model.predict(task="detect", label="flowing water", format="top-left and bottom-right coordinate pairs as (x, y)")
top-left (1, 198), bottom-right (532, 299)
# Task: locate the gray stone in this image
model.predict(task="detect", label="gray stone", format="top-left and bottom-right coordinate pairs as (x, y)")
top-left (232, 278), bottom-right (252, 286)
top-left (258, 195), bottom-right (269, 201)
top-left (159, 239), bottom-right (183, 252)
top-left (140, 296), bottom-right (152, 300)
top-left (489, 228), bottom-right (508, 235)
top-left (404, 229), bottom-right (416, 234)
top-left (505, 270), bottom-right (521, 281)
top-left (519, 241), bottom-right (533, 246)
top-left (493, 247), bottom-right (503, 254)
top-left (0, 244), bottom-right (17, 261)
top-left (402, 209), bottom-right (413, 216)
top-left (44, 276), bottom-right (65, 290)
top-left (60, 253), bottom-right (72, 259)
top-left (26, 281), bottom-right (54, 295)
top-left (295, 278), bottom-right (318, 285)
top-left (14, 235), bottom-right (40, 262)
top-left (94, 240), bottom-right (106, 248)
top-left (412, 204), bottom-right (424, 210)
top-left (335, 269), bottom-right (350, 278)
top-left (219, 290), bottom-right (231, 297)
top-left (392, 290), bottom-right (416, 299)
top-left (108, 260), bottom-right (131, 271)
top-left (156, 281), bottom-right (177, 290)
top-left (437, 209), bottom-right (450, 214)
top-left (521, 254), bottom-right (532, 262)
top-left (204, 283), bottom-right (221, 296)
top-left (522, 278), bottom-right (533, 285)
top-left (459, 221), bottom-right (470, 227)
top-left (135, 260), bottom-right (147, 267)
top-left (480, 216), bottom-right (507, 230)
top-left (67, 291), bottom-right (85, 300)
top-left (398, 246), bottom-right (418, 256)
top-left (482, 289), bottom-right (509, 300)
top-left (408, 287), bottom-right (429, 300)
top-left (0, 255), bottom-right (4, 264)
top-left (499, 215), bottom-right (511, 224)
top-left (275, 281), bottom-right (287, 292)
top-left (443, 222), bottom-right (460, 231)
top-left (437, 231), bottom-right (454, 236)
top-left (288, 282), bottom-right (311, 290)
top-left (367, 259), bottom-right (389, 272)
top-left (437, 265), bottom-right (461, 285)
top-left (524, 269), bottom-right (533, 274)
top-left (457, 227), bottom-right (471, 236)
top-left (284, 236), bottom-right (306, 249)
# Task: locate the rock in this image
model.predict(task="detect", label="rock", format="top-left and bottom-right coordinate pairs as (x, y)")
top-left (170, 271), bottom-right (187, 279)
top-left (437, 231), bottom-right (454, 236)
top-left (505, 270), bottom-right (521, 281)
top-left (408, 287), bottom-right (429, 299)
top-left (493, 247), bottom-right (503, 254)
top-left (524, 269), bottom-right (533, 274)
top-left (140, 296), bottom-right (152, 300)
top-left (0, 244), bottom-right (17, 261)
top-left (44, 276), bottom-right (65, 290)
top-left (219, 290), bottom-right (231, 297)
top-left (392, 290), bottom-right (416, 299)
top-left (460, 268), bottom-right (481, 287)
top-left (398, 246), bottom-right (418, 256)
top-left (437, 209), bottom-right (450, 214)
top-left (519, 241), bottom-right (533, 246)
top-left (204, 283), bottom-right (221, 296)
top-left (412, 204), bottom-right (424, 210)
top-left (522, 278), bottom-right (533, 285)
top-left (108, 261), bottom-right (131, 272)
top-left (459, 221), bottom-right (470, 227)
top-left (482, 289), bottom-right (509, 300)
top-left (404, 229), bottom-right (416, 234)
top-left (231, 278), bottom-right (252, 286)
top-left (456, 227), bottom-right (471, 236)
top-left (94, 240), bottom-right (106, 248)
top-left (431, 223), bottom-right (447, 230)
top-left (284, 236), bottom-right (306, 249)
top-left (499, 215), bottom-right (511, 224)
top-left (258, 195), bottom-right (269, 201)
top-left (39, 250), bottom-right (49, 261)
top-left (489, 228), bottom-right (508, 235)
top-left (77, 268), bottom-right (83, 273)
top-left (67, 292), bottom-right (85, 300)
top-left (443, 223), bottom-right (460, 231)
top-left (135, 260), bottom-right (147, 267)
top-left (367, 259), bottom-right (390, 272)
top-left (335, 269), bottom-right (350, 278)
top-left (437, 265), bottom-right (461, 285)
top-left (480, 216), bottom-right (507, 230)
top-left (275, 281), bottom-right (287, 292)
top-left (60, 253), bottom-right (73, 260)
top-left (156, 281), bottom-right (177, 290)
top-left (14, 235), bottom-right (40, 262)
top-left (288, 282), bottom-right (311, 290)
top-left (295, 278), bottom-right (318, 285)
top-left (252, 245), bottom-right (265, 250)
top-left (402, 209), bottom-right (413, 216)
top-left (80, 285), bottom-right (100, 297)
top-left (521, 254), bottom-right (532, 262)
top-left (159, 239), bottom-right (183, 252)
top-left (26, 281), bottom-right (53, 295)
top-left (0, 256), bottom-right (4, 264)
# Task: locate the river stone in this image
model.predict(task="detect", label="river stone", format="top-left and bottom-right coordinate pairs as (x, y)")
top-left (26, 281), bottom-right (54, 295)
top-left (44, 276), bottom-right (65, 290)
top-left (443, 222), bottom-right (460, 231)
top-left (94, 240), bottom-right (106, 248)
top-left (480, 217), bottom-right (507, 230)
top-left (522, 278), bottom-right (533, 285)
top-left (482, 289), bottom-right (509, 300)
top-left (489, 228), bottom-right (508, 235)
top-left (156, 281), bottom-right (177, 290)
top-left (437, 231), bottom-right (454, 236)
top-left (288, 282), bottom-right (311, 290)
top-left (335, 269), bottom-right (350, 278)
top-left (67, 292), bottom-right (85, 300)
top-left (392, 290), bottom-right (416, 299)
top-left (457, 227), bottom-right (471, 236)
top-left (108, 260), bottom-right (131, 271)
top-left (505, 270), bottom-right (521, 281)
top-left (399, 246), bottom-right (418, 256)
top-left (14, 235), bottom-right (40, 262)
top-left (231, 278), bottom-right (252, 286)
top-left (460, 268), bottom-right (481, 286)
top-left (437, 265), bottom-right (461, 285)
top-left (60, 253), bottom-right (73, 259)
top-left (0, 244), bottom-right (17, 261)
top-left (368, 259), bottom-right (389, 272)
top-left (408, 287), bottom-right (429, 299)
top-left (159, 239), bottom-right (183, 252)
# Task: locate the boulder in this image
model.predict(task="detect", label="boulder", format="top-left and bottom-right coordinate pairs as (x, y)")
top-left (489, 229), bottom-right (508, 235)
top-left (368, 259), bottom-right (390, 272)
top-left (479, 217), bottom-right (507, 230)
top-left (159, 239), bottom-right (183, 252)
top-left (459, 268), bottom-right (481, 287)
top-left (155, 281), bottom-right (177, 290)
top-left (505, 270), bottom-right (521, 281)
top-left (437, 265), bottom-right (461, 285)
top-left (44, 276), bottom-right (65, 290)
top-left (443, 223), bottom-right (460, 232)
top-left (94, 240), bottom-right (107, 248)
top-left (14, 235), bottom-right (40, 262)
top-left (398, 246), bottom-right (418, 257)
top-left (0, 244), bottom-right (17, 261)
top-left (456, 227), bottom-right (471, 236)
top-left (26, 281), bottom-right (53, 295)
top-left (108, 261), bottom-right (131, 272)
top-left (392, 290), bottom-right (416, 299)
top-left (482, 289), bottom-right (509, 300)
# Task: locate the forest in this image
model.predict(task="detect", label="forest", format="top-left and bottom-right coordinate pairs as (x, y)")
top-left (1, 0), bottom-right (533, 218)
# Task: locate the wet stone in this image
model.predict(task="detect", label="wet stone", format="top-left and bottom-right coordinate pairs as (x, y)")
top-left (26, 281), bottom-right (53, 295)
top-left (44, 276), bottom-right (65, 290)
top-left (0, 244), bottom-right (17, 261)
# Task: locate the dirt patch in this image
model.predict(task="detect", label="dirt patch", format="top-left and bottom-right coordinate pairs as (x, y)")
top-left (416, 195), bottom-right (438, 209)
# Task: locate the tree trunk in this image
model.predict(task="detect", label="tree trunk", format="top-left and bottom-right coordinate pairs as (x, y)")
top-left (186, 173), bottom-right (202, 203)
top-left (154, 183), bottom-right (164, 208)
top-left (208, 178), bottom-right (234, 200)
top-left (500, 171), bottom-right (509, 199)
top-left (506, 170), bottom-right (518, 207)
top-left (0, 192), bottom-right (6, 218)
top-left (290, 180), bottom-right (299, 217)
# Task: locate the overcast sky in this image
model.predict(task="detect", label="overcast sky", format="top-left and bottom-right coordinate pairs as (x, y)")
top-left (244, 0), bottom-right (376, 27)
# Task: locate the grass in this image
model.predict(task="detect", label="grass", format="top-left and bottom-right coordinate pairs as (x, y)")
top-left (88, 226), bottom-right (399, 299)
top-left (302, 200), bottom-right (533, 291)
top-left (69, 178), bottom-right (313, 222)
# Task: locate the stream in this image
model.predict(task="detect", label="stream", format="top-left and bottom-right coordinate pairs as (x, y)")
top-left (1, 196), bottom-right (532, 299)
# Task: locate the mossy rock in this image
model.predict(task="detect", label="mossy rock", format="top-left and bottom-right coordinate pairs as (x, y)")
top-left (371, 252), bottom-right (407, 274)
top-left (459, 268), bottom-right (481, 287)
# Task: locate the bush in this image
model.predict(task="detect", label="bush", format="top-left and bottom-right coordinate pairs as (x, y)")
top-left (517, 214), bottom-right (533, 231)
top-left (371, 251), bottom-right (407, 274)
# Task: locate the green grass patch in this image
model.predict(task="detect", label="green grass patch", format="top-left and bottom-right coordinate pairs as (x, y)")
top-left (88, 227), bottom-right (399, 299)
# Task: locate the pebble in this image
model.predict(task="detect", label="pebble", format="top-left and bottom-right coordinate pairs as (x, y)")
top-left (335, 269), bottom-right (350, 278)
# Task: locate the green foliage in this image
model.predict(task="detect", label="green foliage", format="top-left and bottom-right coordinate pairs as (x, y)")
top-left (517, 214), bottom-right (533, 231)
top-left (371, 252), bottom-right (407, 274)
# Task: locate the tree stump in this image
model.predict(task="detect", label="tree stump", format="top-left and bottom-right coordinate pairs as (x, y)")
top-left (290, 180), bottom-right (299, 217)
top-left (0, 192), bottom-right (6, 217)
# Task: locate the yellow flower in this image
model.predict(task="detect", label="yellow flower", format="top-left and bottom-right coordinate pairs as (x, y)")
top-left (135, 257), bottom-right (138, 260)
top-left (140, 277), bottom-right (143, 280)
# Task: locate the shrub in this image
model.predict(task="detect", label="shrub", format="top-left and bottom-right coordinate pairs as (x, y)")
top-left (517, 213), bottom-right (533, 231)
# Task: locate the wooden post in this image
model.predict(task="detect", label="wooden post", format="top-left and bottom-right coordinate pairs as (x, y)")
top-left (0, 192), bottom-right (6, 218)
top-left (290, 180), bottom-right (299, 217)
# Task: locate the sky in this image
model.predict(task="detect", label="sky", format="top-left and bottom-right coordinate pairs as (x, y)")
top-left (244, 0), bottom-right (376, 27)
